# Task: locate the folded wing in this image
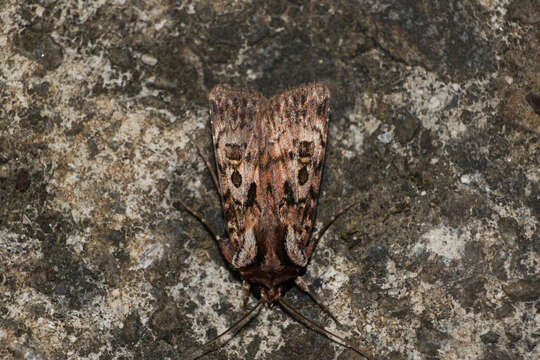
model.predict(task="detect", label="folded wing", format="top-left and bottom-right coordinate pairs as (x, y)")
top-left (260, 83), bottom-right (330, 266)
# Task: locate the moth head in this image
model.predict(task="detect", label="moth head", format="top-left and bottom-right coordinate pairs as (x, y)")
top-left (260, 286), bottom-right (282, 304)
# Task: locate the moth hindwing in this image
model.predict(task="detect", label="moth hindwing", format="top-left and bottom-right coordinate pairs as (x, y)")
top-left (178, 83), bottom-right (372, 359)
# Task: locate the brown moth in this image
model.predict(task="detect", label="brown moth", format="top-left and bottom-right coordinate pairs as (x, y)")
top-left (176, 83), bottom-right (372, 359)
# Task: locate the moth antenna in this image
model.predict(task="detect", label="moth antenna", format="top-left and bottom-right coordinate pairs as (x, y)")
top-left (185, 299), bottom-right (264, 360)
top-left (277, 298), bottom-right (373, 360)
top-left (294, 276), bottom-right (341, 325)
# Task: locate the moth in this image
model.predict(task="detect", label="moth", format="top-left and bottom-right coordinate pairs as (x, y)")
top-left (176, 83), bottom-right (372, 359)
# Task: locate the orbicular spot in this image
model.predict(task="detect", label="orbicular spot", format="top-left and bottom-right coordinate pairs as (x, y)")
top-left (317, 97), bottom-right (329, 117)
top-left (284, 181), bottom-right (295, 205)
top-left (266, 183), bottom-right (273, 196)
top-left (288, 151), bottom-right (294, 160)
top-left (225, 143), bottom-right (242, 161)
top-left (231, 170), bottom-right (242, 188)
top-left (298, 141), bottom-right (314, 158)
top-left (245, 182), bottom-right (257, 207)
top-left (298, 166), bottom-right (309, 185)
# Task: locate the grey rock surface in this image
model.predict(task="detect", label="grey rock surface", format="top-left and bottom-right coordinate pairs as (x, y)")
top-left (0, 1), bottom-right (539, 359)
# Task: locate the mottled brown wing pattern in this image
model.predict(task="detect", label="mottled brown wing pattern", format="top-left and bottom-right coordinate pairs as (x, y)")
top-left (209, 85), bottom-right (264, 269)
top-left (262, 84), bottom-right (330, 266)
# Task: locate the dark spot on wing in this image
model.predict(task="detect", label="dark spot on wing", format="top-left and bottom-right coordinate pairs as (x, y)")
top-left (225, 144), bottom-right (242, 161)
top-left (298, 166), bottom-right (309, 185)
top-left (245, 182), bottom-right (257, 207)
top-left (288, 151), bottom-right (294, 160)
top-left (231, 170), bottom-right (242, 188)
top-left (284, 181), bottom-right (295, 205)
top-left (309, 185), bottom-right (318, 199)
top-left (298, 141), bottom-right (314, 158)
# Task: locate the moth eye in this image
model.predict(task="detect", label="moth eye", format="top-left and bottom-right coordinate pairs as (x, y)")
top-left (231, 170), bottom-right (242, 188)
top-left (298, 166), bottom-right (309, 185)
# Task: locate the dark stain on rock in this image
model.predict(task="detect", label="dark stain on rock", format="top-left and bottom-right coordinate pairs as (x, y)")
top-left (15, 169), bottom-right (31, 192)
top-left (13, 29), bottom-right (64, 71)
top-left (503, 277), bottom-right (540, 302)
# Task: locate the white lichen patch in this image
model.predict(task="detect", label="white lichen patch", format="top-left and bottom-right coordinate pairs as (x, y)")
top-left (415, 225), bottom-right (469, 261)
top-left (342, 93), bottom-right (382, 157)
top-left (384, 67), bottom-right (501, 143)
top-left (491, 202), bottom-right (537, 241)
top-left (128, 233), bottom-right (165, 270)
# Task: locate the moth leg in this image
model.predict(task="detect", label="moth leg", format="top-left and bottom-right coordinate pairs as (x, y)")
top-left (294, 277), bottom-right (341, 326)
top-left (173, 198), bottom-right (234, 264)
top-left (242, 280), bottom-right (251, 310)
top-left (311, 200), bottom-right (361, 248)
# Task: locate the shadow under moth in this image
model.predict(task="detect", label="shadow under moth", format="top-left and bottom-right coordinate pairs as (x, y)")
top-left (176, 83), bottom-right (372, 359)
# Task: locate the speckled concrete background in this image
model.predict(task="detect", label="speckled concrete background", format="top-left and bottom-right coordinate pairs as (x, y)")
top-left (1, 1), bottom-right (539, 359)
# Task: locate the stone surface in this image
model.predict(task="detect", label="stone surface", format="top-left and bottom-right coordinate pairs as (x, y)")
top-left (0, 1), bottom-right (539, 359)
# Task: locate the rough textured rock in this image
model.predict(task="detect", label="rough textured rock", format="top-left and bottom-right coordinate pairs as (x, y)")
top-left (0, 1), bottom-right (538, 359)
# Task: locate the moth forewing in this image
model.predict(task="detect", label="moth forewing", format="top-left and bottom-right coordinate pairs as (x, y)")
top-left (178, 83), bottom-right (373, 359)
